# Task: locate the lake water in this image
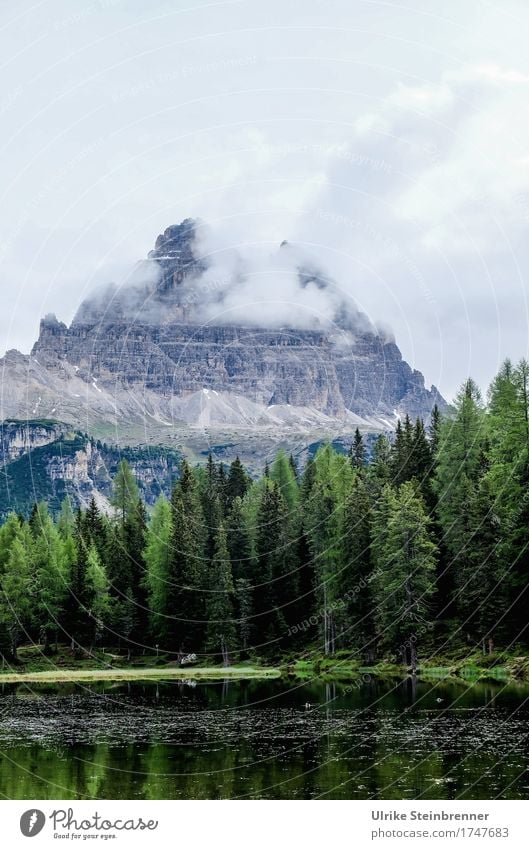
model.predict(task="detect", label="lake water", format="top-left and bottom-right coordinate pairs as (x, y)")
top-left (1, 676), bottom-right (529, 799)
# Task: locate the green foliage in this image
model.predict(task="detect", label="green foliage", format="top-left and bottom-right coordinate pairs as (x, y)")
top-left (270, 450), bottom-right (299, 513)
top-left (0, 522), bottom-right (33, 657)
top-left (372, 481), bottom-right (437, 664)
top-left (144, 496), bottom-right (173, 641)
top-left (3, 361), bottom-right (529, 668)
top-left (111, 460), bottom-right (140, 526)
top-left (84, 544), bottom-right (111, 646)
top-left (205, 524), bottom-right (236, 663)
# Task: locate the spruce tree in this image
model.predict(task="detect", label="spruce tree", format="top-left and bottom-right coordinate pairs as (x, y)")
top-left (205, 524), bottom-right (236, 665)
top-left (144, 495), bottom-right (173, 642)
top-left (84, 544), bottom-right (111, 649)
top-left (340, 475), bottom-right (373, 655)
top-left (305, 446), bottom-right (353, 655)
top-left (350, 428), bottom-right (367, 471)
top-left (226, 496), bottom-right (252, 582)
top-left (166, 486), bottom-right (205, 653)
top-left (372, 482), bottom-right (437, 668)
top-left (226, 456), bottom-right (249, 505)
top-left (434, 379), bottom-right (488, 626)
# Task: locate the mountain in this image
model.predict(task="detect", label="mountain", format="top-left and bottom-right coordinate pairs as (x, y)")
top-left (0, 420), bottom-right (182, 518)
top-left (0, 219), bottom-right (445, 490)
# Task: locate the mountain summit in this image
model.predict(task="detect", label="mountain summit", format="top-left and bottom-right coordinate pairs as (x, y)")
top-left (1, 220), bottom-right (444, 440)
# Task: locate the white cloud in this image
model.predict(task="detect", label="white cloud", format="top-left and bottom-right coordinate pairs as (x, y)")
top-left (1, 0), bottom-right (529, 398)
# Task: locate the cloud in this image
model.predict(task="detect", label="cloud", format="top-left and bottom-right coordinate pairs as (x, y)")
top-left (2, 0), bottom-right (529, 399)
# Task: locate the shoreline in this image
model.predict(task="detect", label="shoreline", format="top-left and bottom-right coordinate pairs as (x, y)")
top-left (0, 662), bottom-right (524, 685)
top-left (0, 665), bottom-right (281, 684)
top-left (3, 646), bottom-right (528, 685)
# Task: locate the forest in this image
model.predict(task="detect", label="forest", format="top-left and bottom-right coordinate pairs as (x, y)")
top-left (1, 358), bottom-right (529, 670)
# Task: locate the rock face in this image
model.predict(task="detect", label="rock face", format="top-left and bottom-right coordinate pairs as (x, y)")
top-left (0, 219), bottom-right (445, 450)
top-left (31, 318), bottom-right (441, 423)
top-left (148, 218), bottom-right (208, 293)
top-left (0, 419), bottom-right (68, 461)
top-left (0, 424), bottom-right (182, 518)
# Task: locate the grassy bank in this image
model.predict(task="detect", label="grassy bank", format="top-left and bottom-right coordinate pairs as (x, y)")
top-left (0, 645), bottom-right (280, 683)
top-left (285, 650), bottom-right (529, 683)
top-left (0, 666), bottom-right (281, 684)
top-left (3, 644), bottom-right (529, 685)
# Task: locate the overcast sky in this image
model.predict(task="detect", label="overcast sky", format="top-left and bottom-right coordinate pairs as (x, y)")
top-left (1, 0), bottom-right (529, 400)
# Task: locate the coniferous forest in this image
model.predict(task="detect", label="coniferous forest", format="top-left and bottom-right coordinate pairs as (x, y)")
top-left (2, 360), bottom-right (529, 670)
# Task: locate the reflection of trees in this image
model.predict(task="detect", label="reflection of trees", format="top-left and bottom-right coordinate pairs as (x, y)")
top-left (2, 679), bottom-right (529, 800)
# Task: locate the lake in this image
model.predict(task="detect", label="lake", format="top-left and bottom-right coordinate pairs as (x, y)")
top-left (1, 675), bottom-right (529, 799)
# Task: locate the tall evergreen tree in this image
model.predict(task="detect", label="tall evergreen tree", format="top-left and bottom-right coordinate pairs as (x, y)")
top-left (0, 525), bottom-right (33, 660)
top-left (350, 428), bottom-right (367, 471)
top-left (372, 482), bottom-right (437, 668)
top-left (111, 460), bottom-right (140, 526)
top-left (32, 503), bottom-right (69, 652)
top-left (226, 456), bottom-right (249, 505)
top-left (305, 446), bottom-right (353, 655)
top-left (340, 475), bottom-right (373, 655)
top-left (144, 495), bottom-right (173, 643)
top-left (270, 450), bottom-right (299, 514)
top-left (205, 524), bottom-right (236, 665)
top-left (434, 379), bottom-right (488, 624)
top-left (226, 496), bottom-right (252, 582)
top-left (166, 485), bottom-right (205, 653)
top-left (84, 544), bottom-right (111, 649)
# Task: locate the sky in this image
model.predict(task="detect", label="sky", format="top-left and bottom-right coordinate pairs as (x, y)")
top-left (1, 0), bottom-right (529, 400)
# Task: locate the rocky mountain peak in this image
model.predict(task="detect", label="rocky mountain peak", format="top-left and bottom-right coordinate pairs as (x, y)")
top-left (147, 218), bottom-right (207, 293)
top-left (0, 218), bottom-right (446, 442)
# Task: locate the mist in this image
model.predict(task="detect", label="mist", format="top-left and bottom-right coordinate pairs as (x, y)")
top-left (189, 227), bottom-right (377, 335)
top-left (74, 220), bottom-right (381, 339)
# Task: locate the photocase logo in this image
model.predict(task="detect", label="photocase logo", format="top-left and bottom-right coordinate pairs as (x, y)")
top-left (20, 809), bottom-right (46, 837)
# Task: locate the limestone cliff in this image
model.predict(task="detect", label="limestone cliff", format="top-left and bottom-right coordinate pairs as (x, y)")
top-left (0, 219), bottom-right (445, 455)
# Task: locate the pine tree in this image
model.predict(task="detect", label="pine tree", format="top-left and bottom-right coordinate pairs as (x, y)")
top-left (370, 434), bottom-right (392, 490)
top-left (340, 475), bottom-right (373, 655)
top-left (111, 460), bottom-right (140, 526)
top-left (300, 455), bottom-right (316, 503)
top-left (57, 497), bottom-right (75, 539)
top-left (410, 419), bottom-right (434, 506)
top-left (254, 481), bottom-right (296, 649)
top-left (305, 446), bottom-right (353, 655)
top-left (429, 404), bottom-right (442, 457)
top-left (293, 525), bottom-right (316, 642)
top-left (144, 495), bottom-right (173, 642)
top-left (205, 524), bottom-right (236, 665)
top-left (226, 456), bottom-right (249, 505)
top-left (390, 415), bottom-right (415, 485)
top-left (32, 503), bottom-right (69, 652)
top-left (84, 544), bottom-right (111, 649)
top-left (270, 449), bottom-right (299, 514)
top-left (0, 526), bottom-right (33, 659)
top-left (486, 360), bottom-right (529, 641)
top-left (226, 496), bottom-right (252, 582)
top-left (201, 455), bottom-right (222, 562)
top-left (434, 379), bottom-right (488, 625)
top-left (350, 428), bottom-right (367, 471)
top-left (124, 498), bottom-right (148, 642)
top-left (166, 486), bottom-right (205, 653)
top-left (372, 482), bottom-right (437, 668)
top-left (0, 513), bottom-right (23, 571)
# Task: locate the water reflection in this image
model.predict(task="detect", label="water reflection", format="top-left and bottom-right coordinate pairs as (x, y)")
top-left (0, 677), bottom-right (528, 799)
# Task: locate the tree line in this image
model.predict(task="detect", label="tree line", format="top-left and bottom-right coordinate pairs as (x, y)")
top-left (1, 358), bottom-right (529, 667)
